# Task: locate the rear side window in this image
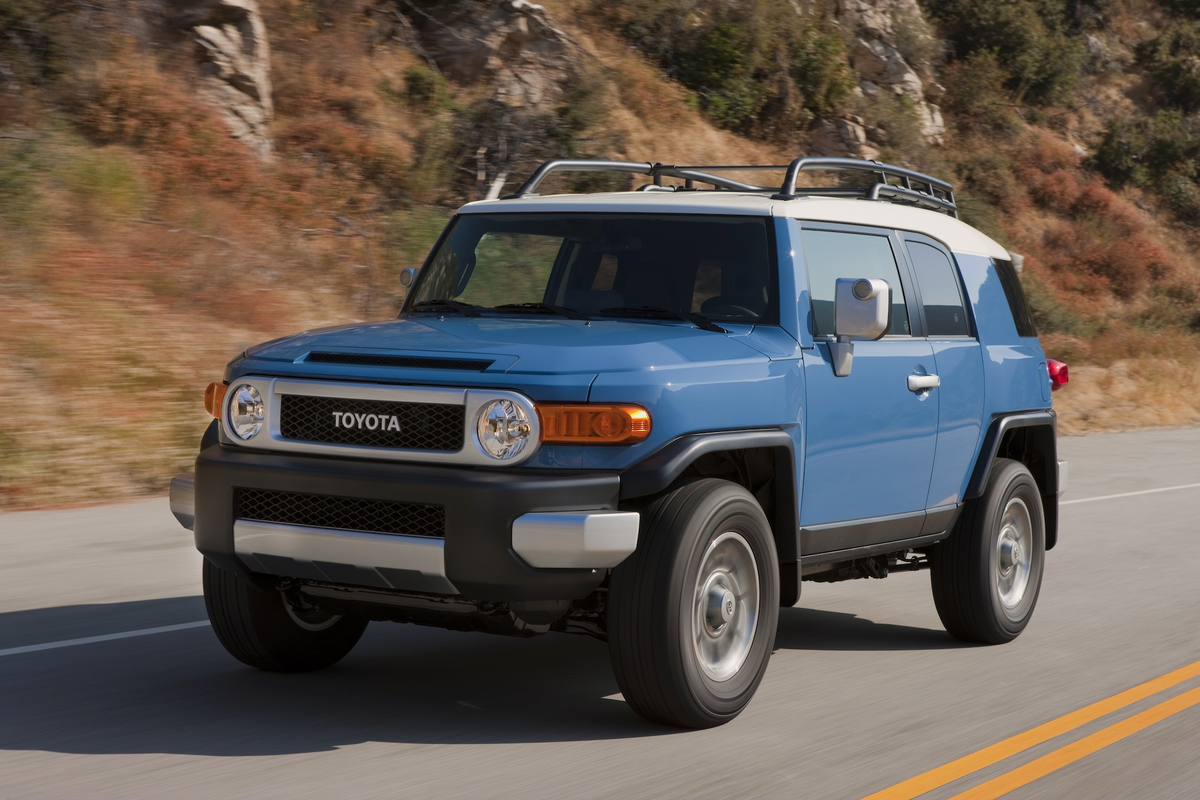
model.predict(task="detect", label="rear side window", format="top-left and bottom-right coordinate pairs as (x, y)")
top-left (994, 258), bottom-right (1038, 337)
top-left (801, 229), bottom-right (910, 336)
top-left (906, 241), bottom-right (969, 336)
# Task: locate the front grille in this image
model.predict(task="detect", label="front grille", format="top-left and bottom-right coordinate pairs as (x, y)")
top-left (279, 394), bottom-right (464, 451)
top-left (307, 352), bottom-right (494, 371)
top-left (235, 489), bottom-right (445, 538)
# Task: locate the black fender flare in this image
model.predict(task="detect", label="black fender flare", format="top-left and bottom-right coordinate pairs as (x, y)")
top-left (965, 411), bottom-right (1060, 549)
top-left (619, 429), bottom-right (801, 603)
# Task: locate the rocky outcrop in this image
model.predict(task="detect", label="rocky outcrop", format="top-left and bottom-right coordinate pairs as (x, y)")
top-left (835, 0), bottom-right (945, 145)
top-left (406, 0), bottom-right (578, 108)
top-left (166, 0), bottom-right (273, 160)
top-left (810, 115), bottom-right (881, 160)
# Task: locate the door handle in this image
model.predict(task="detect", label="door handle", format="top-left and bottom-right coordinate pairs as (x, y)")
top-left (908, 374), bottom-right (940, 392)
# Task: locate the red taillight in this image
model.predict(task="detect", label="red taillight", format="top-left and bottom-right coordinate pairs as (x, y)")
top-left (1047, 359), bottom-right (1069, 392)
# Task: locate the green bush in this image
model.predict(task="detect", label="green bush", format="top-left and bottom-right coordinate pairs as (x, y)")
top-left (1093, 111), bottom-right (1200, 188)
top-left (855, 90), bottom-right (927, 163)
top-left (1136, 21), bottom-right (1200, 113)
top-left (0, 0), bottom-right (69, 87)
top-left (1162, 170), bottom-right (1200, 224)
top-left (403, 65), bottom-right (451, 110)
top-left (0, 138), bottom-right (41, 233)
top-left (597, 0), bottom-right (854, 135)
top-left (920, 0), bottom-right (1085, 106)
top-left (940, 51), bottom-right (1019, 132)
top-left (1093, 110), bottom-right (1200, 230)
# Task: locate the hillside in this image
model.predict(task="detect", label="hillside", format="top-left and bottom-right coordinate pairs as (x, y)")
top-left (2, 0), bottom-right (1199, 509)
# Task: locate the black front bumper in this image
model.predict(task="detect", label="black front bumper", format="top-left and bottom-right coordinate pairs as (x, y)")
top-left (194, 443), bottom-right (620, 602)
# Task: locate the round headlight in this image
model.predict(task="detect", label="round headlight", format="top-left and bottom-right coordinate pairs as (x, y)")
top-left (477, 399), bottom-right (532, 460)
top-left (228, 384), bottom-right (265, 440)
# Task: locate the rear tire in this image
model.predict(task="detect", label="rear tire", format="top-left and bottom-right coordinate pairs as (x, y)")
top-left (608, 479), bottom-right (779, 728)
top-left (931, 458), bottom-right (1045, 644)
top-left (203, 559), bottom-right (367, 671)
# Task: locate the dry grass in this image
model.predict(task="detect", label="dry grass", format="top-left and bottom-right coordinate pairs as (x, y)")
top-left (1054, 360), bottom-right (1200, 435)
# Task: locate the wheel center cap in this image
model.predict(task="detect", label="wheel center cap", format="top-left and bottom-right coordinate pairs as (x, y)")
top-left (707, 587), bottom-right (736, 628)
top-left (999, 535), bottom-right (1021, 572)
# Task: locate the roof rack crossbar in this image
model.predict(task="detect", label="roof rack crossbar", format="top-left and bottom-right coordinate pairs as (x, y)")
top-left (771, 156), bottom-right (956, 217)
top-left (869, 183), bottom-right (957, 214)
top-left (507, 160), bottom-right (778, 197)
top-left (507, 160), bottom-right (655, 198)
top-left (504, 156), bottom-right (957, 217)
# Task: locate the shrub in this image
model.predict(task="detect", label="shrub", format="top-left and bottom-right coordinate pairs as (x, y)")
top-left (1137, 21), bottom-right (1200, 112)
top-left (1093, 111), bottom-right (1200, 224)
top-left (402, 65), bottom-right (451, 110)
top-left (855, 90), bottom-right (928, 163)
top-left (940, 51), bottom-right (1018, 132)
top-left (920, 0), bottom-right (1085, 106)
top-left (1161, 170), bottom-right (1200, 224)
top-left (596, 0), bottom-right (854, 135)
top-left (956, 149), bottom-right (1026, 212)
top-left (74, 61), bottom-right (262, 196)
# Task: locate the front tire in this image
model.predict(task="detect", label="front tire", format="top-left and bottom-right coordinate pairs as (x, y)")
top-left (931, 458), bottom-right (1046, 644)
top-left (608, 479), bottom-right (780, 728)
top-left (203, 559), bottom-right (368, 671)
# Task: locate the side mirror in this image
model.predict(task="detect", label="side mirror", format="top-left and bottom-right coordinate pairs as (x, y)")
top-left (831, 278), bottom-right (890, 377)
top-left (400, 267), bottom-right (420, 288)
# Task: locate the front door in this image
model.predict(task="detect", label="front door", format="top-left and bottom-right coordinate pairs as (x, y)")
top-left (797, 225), bottom-right (939, 549)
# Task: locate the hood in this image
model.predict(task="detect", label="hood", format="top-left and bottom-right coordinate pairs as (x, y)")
top-left (246, 316), bottom-right (770, 375)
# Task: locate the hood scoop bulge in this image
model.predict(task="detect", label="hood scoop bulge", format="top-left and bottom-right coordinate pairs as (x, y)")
top-left (306, 352), bottom-right (495, 372)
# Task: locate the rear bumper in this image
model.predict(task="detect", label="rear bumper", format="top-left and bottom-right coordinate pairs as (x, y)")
top-left (189, 443), bottom-right (627, 602)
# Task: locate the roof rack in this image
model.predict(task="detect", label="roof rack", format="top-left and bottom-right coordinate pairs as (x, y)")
top-left (504, 157), bottom-right (957, 217)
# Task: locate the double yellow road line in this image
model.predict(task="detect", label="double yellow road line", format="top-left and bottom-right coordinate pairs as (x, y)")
top-left (863, 659), bottom-right (1200, 800)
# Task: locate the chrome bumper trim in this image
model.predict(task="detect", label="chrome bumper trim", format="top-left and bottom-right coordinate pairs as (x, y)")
top-left (170, 473), bottom-right (196, 530)
top-left (1057, 460), bottom-right (1069, 497)
top-left (233, 519), bottom-right (458, 594)
top-left (512, 511), bottom-right (640, 569)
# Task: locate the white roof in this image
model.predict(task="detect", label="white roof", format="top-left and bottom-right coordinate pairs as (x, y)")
top-left (459, 191), bottom-right (1009, 259)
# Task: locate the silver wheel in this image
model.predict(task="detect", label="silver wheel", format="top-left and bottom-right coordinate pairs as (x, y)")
top-left (692, 531), bottom-right (760, 681)
top-left (995, 497), bottom-right (1033, 611)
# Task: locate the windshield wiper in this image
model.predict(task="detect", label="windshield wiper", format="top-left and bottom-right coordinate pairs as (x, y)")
top-left (494, 302), bottom-right (590, 320)
top-left (598, 306), bottom-right (729, 334)
top-left (410, 299), bottom-right (483, 317)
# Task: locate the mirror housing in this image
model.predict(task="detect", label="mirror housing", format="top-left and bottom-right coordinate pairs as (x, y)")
top-left (400, 267), bottom-right (420, 288)
top-left (831, 278), bottom-right (890, 377)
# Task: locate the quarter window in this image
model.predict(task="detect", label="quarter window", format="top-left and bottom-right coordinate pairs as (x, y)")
top-left (907, 241), bottom-right (969, 336)
top-left (801, 229), bottom-right (910, 336)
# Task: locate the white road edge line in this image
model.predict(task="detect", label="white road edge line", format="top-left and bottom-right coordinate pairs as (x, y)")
top-left (0, 620), bottom-right (211, 658)
top-left (1062, 482), bottom-right (1200, 506)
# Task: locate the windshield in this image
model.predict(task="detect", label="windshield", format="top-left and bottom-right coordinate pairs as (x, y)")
top-left (407, 213), bottom-right (777, 324)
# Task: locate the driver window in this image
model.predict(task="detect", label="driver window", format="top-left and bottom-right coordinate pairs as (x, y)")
top-left (456, 232), bottom-right (564, 306)
top-left (801, 229), bottom-right (910, 337)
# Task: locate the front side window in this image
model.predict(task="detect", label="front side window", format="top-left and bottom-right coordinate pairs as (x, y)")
top-left (409, 213), bottom-right (777, 324)
top-left (800, 229), bottom-right (910, 336)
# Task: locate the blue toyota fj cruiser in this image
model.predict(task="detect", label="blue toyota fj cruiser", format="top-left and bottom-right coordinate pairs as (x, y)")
top-left (171, 157), bottom-right (1069, 728)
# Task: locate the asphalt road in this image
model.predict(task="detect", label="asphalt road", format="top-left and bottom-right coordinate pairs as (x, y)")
top-left (1, 427), bottom-right (1198, 799)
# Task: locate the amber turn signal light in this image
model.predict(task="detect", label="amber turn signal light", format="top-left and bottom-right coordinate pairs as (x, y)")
top-left (205, 382), bottom-right (228, 418)
top-left (537, 404), bottom-right (651, 445)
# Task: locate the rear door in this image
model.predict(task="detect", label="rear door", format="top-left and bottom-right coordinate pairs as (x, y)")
top-left (798, 224), bottom-right (938, 553)
top-left (901, 234), bottom-right (985, 511)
